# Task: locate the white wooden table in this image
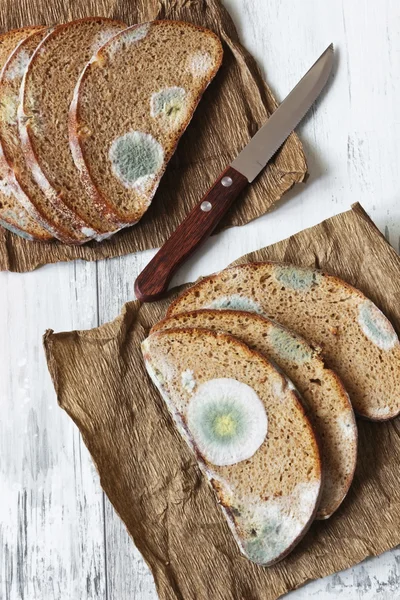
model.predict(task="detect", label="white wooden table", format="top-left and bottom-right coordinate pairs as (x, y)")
top-left (2, 1), bottom-right (400, 598)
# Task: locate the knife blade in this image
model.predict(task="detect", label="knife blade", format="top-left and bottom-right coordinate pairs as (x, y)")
top-left (135, 44), bottom-right (334, 302)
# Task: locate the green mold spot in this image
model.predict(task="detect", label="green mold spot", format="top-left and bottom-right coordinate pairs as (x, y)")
top-left (187, 378), bottom-right (268, 466)
top-left (274, 265), bottom-right (320, 290)
top-left (268, 326), bottom-right (313, 364)
top-left (150, 87), bottom-right (186, 120)
top-left (358, 299), bottom-right (397, 351)
top-left (207, 295), bottom-right (264, 314)
top-left (109, 131), bottom-right (164, 189)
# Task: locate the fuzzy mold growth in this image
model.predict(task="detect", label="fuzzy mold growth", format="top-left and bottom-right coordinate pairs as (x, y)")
top-left (187, 378), bottom-right (268, 466)
top-left (207, 295), bottom-right (264, 314)
top-left (109, 131), bottom-right (164, 189)
top-left (358, 299), bottom-right (398, 350)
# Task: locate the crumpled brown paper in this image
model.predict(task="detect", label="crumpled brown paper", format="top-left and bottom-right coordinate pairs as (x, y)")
top-left (44, 203), bottom-right (400, 600)
top-left (0, 0), bottom-right (306, 272)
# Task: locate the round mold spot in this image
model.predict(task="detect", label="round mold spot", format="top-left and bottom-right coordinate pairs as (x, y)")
top-left (207, 294), bottom-right (263, 314)
top-left (273, 265), bottom-right (320, 290)
top-left (186, 378), bottom-right (268, 466)
top-left (358, 299), bottom-right (398, 350)
top-left (109, 131), bottom-right (164, 190)
top-left (150, 86), bottom-right (187, 121)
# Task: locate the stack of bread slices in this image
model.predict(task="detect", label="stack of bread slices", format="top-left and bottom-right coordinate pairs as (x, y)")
top-left (142, 261), bottom-right (400, 566)
top-left (0, 18), bottom-right (223, 243)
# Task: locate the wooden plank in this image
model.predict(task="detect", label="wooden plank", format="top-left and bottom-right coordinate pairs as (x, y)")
top-left (0, 261), bottom-right (106, 599)
top-left (97, 252), bottom-right (158, 600)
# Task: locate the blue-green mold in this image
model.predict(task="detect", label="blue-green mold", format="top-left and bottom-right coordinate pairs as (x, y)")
top-left (273, 265), bottom-right (320, 291)
top-left (207, 294), bottom-right (264, 315)
top-left (268, 326), bottom-right (313, 364)
top-left (358, 299), bottom-right (398, 351)
top-left (109, 131), bottom-right (164, 189)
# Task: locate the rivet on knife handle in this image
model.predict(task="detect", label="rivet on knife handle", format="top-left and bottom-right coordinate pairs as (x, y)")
top-left (134, 166), bottom-right (248, 302)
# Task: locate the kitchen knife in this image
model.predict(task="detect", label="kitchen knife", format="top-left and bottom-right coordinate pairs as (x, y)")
top-left (134, 44), bottom-right (334, 302)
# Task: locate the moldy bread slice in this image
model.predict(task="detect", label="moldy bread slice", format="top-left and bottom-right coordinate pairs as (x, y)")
top-left (142, 327), bottom-right (322, 566)
top-left (18, 18), bottom-right (126, 243)
top-left (167, 262), bottom-right (400, 421)
top-left (152, 309), bottom-right (357, 520)
top-left (69, 20), bottom-right (223, 226)
top-left (0, 27), bottom-right (52, 241)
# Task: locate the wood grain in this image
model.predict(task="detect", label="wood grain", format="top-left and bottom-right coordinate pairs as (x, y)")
top-left (2, 0), bottom-right (400, 599)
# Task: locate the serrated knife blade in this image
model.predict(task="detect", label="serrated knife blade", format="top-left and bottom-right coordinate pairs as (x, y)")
top-left (231, 44), bottom-right (334, 181)
top-left (135, 44), bottom-right (334, 302)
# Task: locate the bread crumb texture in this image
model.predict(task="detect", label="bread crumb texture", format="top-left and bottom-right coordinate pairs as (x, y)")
top-left (168, 262), bottom-right (400, 420)
top-left (142, 328), bottom-right (321, 565)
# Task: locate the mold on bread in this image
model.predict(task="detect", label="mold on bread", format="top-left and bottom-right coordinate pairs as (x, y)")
top-left (167, 261), bottom-right (400, 421)
top-left (18, 18), bottom-right (127, 242)
top-left (152, 309), bottom-right (357, 520)
top-left (69, 20), bottom-right (223, 225)
top-left (0, 26), bottom-right (53, 241)
top-left (142, 327), bottom-right (322, 565)
top-left (358, 299), bottom-right (397, 350)
top-left (207, 294), bottom-right (264, 314)
top-left (109, 131), bottom-right (164, 191)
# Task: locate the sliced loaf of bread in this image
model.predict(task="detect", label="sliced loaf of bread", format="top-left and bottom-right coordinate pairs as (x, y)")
top-left (0, 26), bottom-right (52, 241)
top-left (167, 262), bottom-right (400, 420)
top-left (142, 327), bottom-right (322, 566)
top-left (18, 17), bottom-right (126, 242)
top-left (69, 21), bottom-right (223, 225)
top-left (151, 309), bottom-right (357, 520)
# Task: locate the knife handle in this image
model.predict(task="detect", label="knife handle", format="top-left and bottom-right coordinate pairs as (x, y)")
top-left (134, 166), bottom-right (248, 302)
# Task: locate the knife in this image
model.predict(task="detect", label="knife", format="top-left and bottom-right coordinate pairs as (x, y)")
top-left (134, 44), bottom-right (334, 302)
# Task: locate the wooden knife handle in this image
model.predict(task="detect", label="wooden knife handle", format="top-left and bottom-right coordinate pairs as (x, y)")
top-left (134, 166), bottom-right (248, 302)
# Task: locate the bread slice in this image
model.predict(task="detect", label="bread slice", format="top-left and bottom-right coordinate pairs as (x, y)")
top-left (18, 18), bottom-right (126, 242)
top-left (142, 327), bottom-right (322, 566)
top-left (151, 309), bottom-right (357, 520)
top-left (69, 21), bottom-right (223, 225)
top-left (167, 262), bottom-right (400, 421)
top-left (0, 27), bottom-right (52, 241)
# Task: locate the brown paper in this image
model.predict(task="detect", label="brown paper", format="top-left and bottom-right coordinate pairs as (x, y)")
top-left (0, 0), bottom-right (307, 272)
top-left (44, 202), bottom-right (400, 600)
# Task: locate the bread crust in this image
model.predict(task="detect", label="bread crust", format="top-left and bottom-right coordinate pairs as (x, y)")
top-left (69, 20), bottom-right (223, 225)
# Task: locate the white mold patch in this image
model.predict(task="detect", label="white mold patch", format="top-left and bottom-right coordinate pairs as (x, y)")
top-left (189, 51), bottom-right (213, 77)
top-left (207, 294), bottom-right (264, 314)
top-left (358, 299), bottom-right (398, 351)
top-left (273, 264), bottom-right (320, 290)
top-left (150, 86), bottom-right (187, 124)
top-left (181, 369), bottom-right (196, 393)
top-left (108, 23), bottom-right (150, 56)
top-left (109, 131), bottom-right (164, 190)
top-left (186, 378), bottom-right (268, 466)
top-left (91, 28), bottom-right (122, 54)
top-left (0, 178), bottom-right (14, 197)
top-left (0, 91), bottom-right (18, 125)
top-left (5, 49), bottom-right (30, 81)
top-left (80, 227), bottom-right (97, 237)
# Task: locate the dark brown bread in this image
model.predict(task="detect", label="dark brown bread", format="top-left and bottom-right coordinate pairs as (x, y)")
top-left (167, 262), bottom-right (400, 421)
top-left (152, 309), bottom-right (358, 519)
top-left (142, 327), bottom-right (322, 565)
top-left (18, 17), bottom-right (126, 242)
top-left (69, 21), bottom-right (223, 226)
